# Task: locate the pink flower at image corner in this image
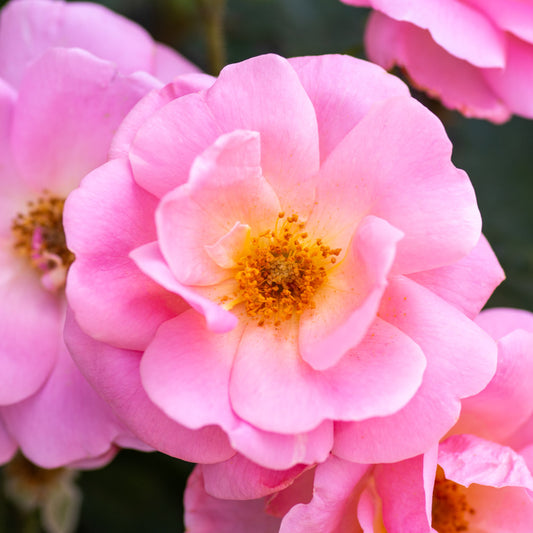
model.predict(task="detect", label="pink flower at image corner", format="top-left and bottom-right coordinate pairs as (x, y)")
top-left (0, 0), bottom-right (203, 468)
top-left (184, 308), bottom-right (533, 532)
top-left (341, 0), bottom-right (533, 123)
top-left (184, 436), bottom-right (533, 533)
top-left (64, 52), bottom-right (504, 472)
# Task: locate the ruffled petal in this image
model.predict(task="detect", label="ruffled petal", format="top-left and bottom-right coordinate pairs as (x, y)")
top-left (364, 0), bottom-right (506, 67)
top-left (289, 54), bottom-right (409, 162)
top-left (129, 92), bottom-right (224, 198)
top-left (408, 234), bottom-right (504, 319)
top-left (484, 34), bottom-right (533, 120)
top-left (64, 310), bottom-right (234, 464)
top-left (333, 276), bottom-right (497, 463)
top-left (299, 215), bottom-right (403, 370)
top-left (202, 455), bottom-right (307, 500)
top-left (140, 310), bottom-right (242, 431)
top-left (0, 0), bottom-right (166, 87)
top-left (280, 456), bottom-right (370, 533)
top-left (365, 13), bottom-right (511, 122)
top-left (184, 468), bottom-right (281, 533)
top-left (309, 93), bottom-right (481, 273)
top-left (230, 316), bottom-right (425, 434)
top-left (131, 243), bottom-right (237, 333)
top-left (2, 328), bottom-right (127, 468)
top-left (205, 54), bottom-right (320, 215)
top-left (65, 158), bottom-right (188, 351)
top-left (156, 130), bottom-right (281, 285)
top-left (11, 48), bottom-right (158, 195)
top-left (0, 253), bottom-right (60, 405)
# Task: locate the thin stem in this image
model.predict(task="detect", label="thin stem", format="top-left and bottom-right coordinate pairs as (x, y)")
top-left (197, 0), bottom-right (227, 75)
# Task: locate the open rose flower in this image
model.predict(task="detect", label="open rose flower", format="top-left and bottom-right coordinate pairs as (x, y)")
top-left (64, 53), bottom-right (502, 470)
top-left (341, 0), bottom-right (533, 122)
top-left (0, 0), bottom-right (202, 467)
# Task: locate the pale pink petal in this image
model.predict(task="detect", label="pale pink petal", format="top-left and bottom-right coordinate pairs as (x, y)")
top-left (464, 0), bottom-right (533, 44)
top-left (374, 448), bottom-right (437, 532)
top-left (458, 483), bottom-right (533, 532)
top-left (2, 330), bottom-right (126, 468)
top-left (280, 456), bottom-right (370, 533)
top-left (0, 416), bottom-right (16, 465)
top-left (454, 329), bottom-right (533, 442)
top-left (333, 277), bottom-right (497, 463)
top-left (408, 234), bottom-right (505, 319)
top-left (289, 55), bottom-right (409, 162)
top-left (363, 0), bottom-right (506, 67)
top-left (204, 222), bottom-right (251, 269)
top-left (365, 13), bottom-right (511, 122)
top-left (131, 243), bottom-right (238, 333)
top-left (109, 73), bottom-right (215, 160)
top-left (228, 420), bottom-right (333, 470)
top-left (156, 130), bottom-right (281, 285)
top-left (140, 310), bottom-right (241, 431)
top-left (64, 311), bottom-right (234, 464)
top-left (299, 215), bottom-right (403, 370)
top-left (309, 93), bottom-right (481, 274)
top-left (11, 48), bottom-right (158, 195)
top-left (205, 54), bottom-right (320, 215)
top-left (65, 158), bottom-right (188, 351)
top-left (129, 92), bottom-right (224, 198)
top-left (484, 34), bottom-right (533, 120)
top-left (230, 316), bottom-right (425, 434)
top-left (185, 468), bottom-right (281, 533)
top-left (476, 307), bottom-right (533, 339)
top-left (0, 0), bottom-right (161, 87)
top-left (202, 455), bottom-right (307, 500)
top-left (153, 42), bottom-right (201, 83)
top-left (0, 254), bottom-right (60, 405)
top-left (439, 434), bottom-right (533, 491)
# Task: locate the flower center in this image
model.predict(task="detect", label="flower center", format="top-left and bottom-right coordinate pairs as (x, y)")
top-left (11, 192), bottom-right (74, 292)
top-left (432, 467), bottom-right (475, 533)
top-left (232, 212), bottom-right (341, 327)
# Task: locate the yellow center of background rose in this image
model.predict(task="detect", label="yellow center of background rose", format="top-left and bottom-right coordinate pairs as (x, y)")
top-left (432, 467), bottom-right (476, 533)
top-left (11, 192), bottom-right (74, 289)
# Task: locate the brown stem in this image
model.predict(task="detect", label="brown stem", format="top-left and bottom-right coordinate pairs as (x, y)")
top-left (197, 0), bottom-right (227, 75)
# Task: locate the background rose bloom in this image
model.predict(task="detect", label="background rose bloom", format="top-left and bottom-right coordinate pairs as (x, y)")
top-left (342, 0), bottom-right (533, 122)
top-left (0, 0), bottom-right (200, 467)
top-left (185, 437), bottom-right (533, 533)
top-left (65, 52), bottom-right (502, 470)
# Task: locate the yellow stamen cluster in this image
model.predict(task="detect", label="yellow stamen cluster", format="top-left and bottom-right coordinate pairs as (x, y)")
top-left (432, 467), bottom-right (475, 533)
top-left (11, 192), bottom-right (74, 281)
top-left (233, 212), bottom-right (341, 327)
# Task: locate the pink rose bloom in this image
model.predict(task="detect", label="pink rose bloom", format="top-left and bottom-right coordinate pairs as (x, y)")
top-left (0, 0), bottom-right (201, 467)
top-left (185, 437), bottom-right (533, 532)
top-left (342, 0), bottom-right (533, 122)
top-left (65, 53), bottom-right (502, 470)
top-left (457, 308), bottom-right (533, 469)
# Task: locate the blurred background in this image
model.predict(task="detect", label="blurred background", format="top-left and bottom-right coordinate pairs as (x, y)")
top-left (0, 0), bottom-right (531, 531)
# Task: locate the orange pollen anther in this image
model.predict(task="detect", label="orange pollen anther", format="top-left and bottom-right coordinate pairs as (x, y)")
top-left (11, 192), bottom-right (74, 291)
top-left (233, 212), bottom-right (341, 326)
top-left (432, 467), bottom-right (475, 533)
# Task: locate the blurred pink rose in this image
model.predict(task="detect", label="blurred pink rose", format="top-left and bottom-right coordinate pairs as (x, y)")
top-left (0, 0), bottom-right (200, 467)
top-left (342, 0), bottom-right (533, 122)
top-left (65, 53), bottom-right (502, 470)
